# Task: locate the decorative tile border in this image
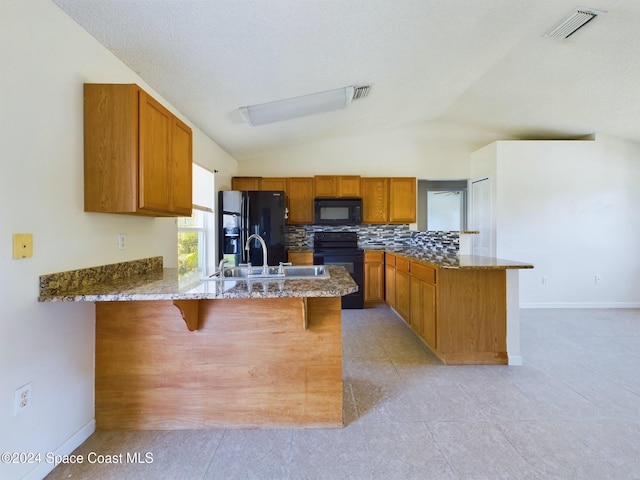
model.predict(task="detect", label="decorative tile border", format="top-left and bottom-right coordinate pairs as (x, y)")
top-left (286, 225), bottom-right (459, 253)
top-left (39, 256), bottom-right (163, 297)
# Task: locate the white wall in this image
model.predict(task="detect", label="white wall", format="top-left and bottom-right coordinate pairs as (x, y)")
top-left (0, 1), bottom-right (238, 479)
top-left (473, 138), bottom-right (640, 308)
top-left (238, 121), bottom-right (503, 179)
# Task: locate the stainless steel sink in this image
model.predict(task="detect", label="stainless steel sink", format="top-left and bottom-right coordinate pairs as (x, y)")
top-left (207, 265), bottom-right (329, 281)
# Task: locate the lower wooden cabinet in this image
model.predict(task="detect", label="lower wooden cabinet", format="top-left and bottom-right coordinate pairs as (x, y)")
top-left (395, 258), bottom-right (411, 324)
top-left (384, 253), bottom-right (396, 309)
top-left (410, 268), bottom-right (437, 348)
top-left (385, 252), bottom-right (508, 365)
top-left (364, 250), bottom-right (385, 303)
top-left (288, 251), bottom-right (313, 265)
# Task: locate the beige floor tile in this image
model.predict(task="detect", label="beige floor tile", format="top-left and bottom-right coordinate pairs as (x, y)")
top-left (44, 306), bottom-right (640, 480)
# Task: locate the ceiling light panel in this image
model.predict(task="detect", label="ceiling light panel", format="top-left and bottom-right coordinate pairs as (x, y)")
top-left (239, 86), bottom-right (355, 126)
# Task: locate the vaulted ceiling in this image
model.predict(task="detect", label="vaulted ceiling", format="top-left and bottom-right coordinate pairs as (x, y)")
top-left (53, 0), bottom-right (640, 160)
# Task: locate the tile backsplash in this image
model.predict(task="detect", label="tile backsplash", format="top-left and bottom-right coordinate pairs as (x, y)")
top-left (286, 225), bottom-right (459, 253)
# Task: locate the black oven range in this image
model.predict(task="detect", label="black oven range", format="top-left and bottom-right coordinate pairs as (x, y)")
top-left (313, 231), bottom-right (363, 309)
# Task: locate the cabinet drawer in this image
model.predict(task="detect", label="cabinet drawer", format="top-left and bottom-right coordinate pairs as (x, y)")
top-left (365, 250), bottom-right (384, 263)
top-left (411, 262), bottom-right (437, 284)
top-left (396, 257), bottom-right (410, 273)
top-left (385, 253), bottom-right (396, 267)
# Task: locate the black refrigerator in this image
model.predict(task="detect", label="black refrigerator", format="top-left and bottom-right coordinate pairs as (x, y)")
top-left (218, 190), bottom-right (287, 267)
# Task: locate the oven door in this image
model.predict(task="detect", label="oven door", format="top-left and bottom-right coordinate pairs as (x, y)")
top-left (313, 252), bottom-right (363, 309)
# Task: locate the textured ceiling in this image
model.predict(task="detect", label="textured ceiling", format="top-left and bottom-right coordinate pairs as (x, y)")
top-left (52, 0), bottom-right (640, 160)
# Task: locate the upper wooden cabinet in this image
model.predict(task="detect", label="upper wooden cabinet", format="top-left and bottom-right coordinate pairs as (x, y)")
top-left (338, 176), bottom-right (361, 197)
top-left (259, 177), bottom-right (288, 192)
top-left (84, 84), bottom-right (192, 216)
top-left (389, 177), bottom-right (416, 223)
top-left (231, 177), bottom-right (261, 190)
top-left (230, 175), bottom-right (415, 224)
top-left (287, 177), bottom-right (314, 224)
top-left (314, 175), bottom-right (361, 197)
top-left (361, 178), bottom-right (389, 223)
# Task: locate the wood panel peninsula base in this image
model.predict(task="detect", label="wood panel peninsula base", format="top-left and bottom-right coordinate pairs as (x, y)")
top-left (96, 297), bottom-right (343, 430)
top-left (384, 250), bottom-right (533, 366)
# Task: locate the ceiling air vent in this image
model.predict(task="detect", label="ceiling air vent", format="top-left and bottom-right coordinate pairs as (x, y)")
top-left (351, 85), bottom-right (371, 101)
top-left (547, 8), bottom-right (604, 39)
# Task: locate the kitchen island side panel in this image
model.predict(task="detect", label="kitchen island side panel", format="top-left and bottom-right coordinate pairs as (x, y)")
top-left (436, 269), bottom-right (508, 365)
top-left (95, 297), bottom-right (343, 430)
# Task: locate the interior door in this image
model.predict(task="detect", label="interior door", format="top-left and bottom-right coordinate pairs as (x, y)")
top-left (471, 177), bottom-right (492, 257)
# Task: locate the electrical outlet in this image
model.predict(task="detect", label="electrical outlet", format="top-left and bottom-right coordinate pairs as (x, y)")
top-left (595, 274), bottom-right (601, 284)
top-left (542, 276), bottom-right (548, 285)
top-left (117, 234), bottom-right (126, 251)
top-left (14, 383), bottom-right (32, 416)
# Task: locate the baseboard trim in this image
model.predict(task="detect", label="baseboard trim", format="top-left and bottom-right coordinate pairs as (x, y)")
top-left (23, 419), bottom-right (95, 480)
top-left (520, 302), bottom-right (640, 309)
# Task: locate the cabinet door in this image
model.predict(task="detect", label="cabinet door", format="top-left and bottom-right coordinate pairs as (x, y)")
top-left (338, 176), bottom-right (361, 197)
top-left (139, 90), bottom-right (172, 213)
top-left (421, 281), bottom-right (437, 348)
top-left (410, 276), bottom-right (424, 334)
top-left (287, 178), bottom-right (314, 224)
top-left (361, 178), bottom-right (389, 223)
top-left (171, 116), bottom-right (193, 215)
top-left (364, 251), bottom-right (385, 302)
top-left (384, 263), bottom-right (396, 308)
top-left (260, 178), bottom-right (288, 192)
top-left (314, 176), bottom-right (338, 197)
top-left (389, 177), bottom-right (416, 223)
top-left (288, 251), bottom-right (313, 265)
top-left (232, 177), bottom-right (261, 190)
top-left (395, 269), bottom-right (411, 324)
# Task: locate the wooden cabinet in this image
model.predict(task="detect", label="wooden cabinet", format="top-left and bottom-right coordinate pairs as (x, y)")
top-left (389, 177), bottom-right (416, 223)
top-left (384, 253), bottom-right (396, 308)
top-left (395, 257), bottom-right (411, 324)
top-left (228, 174), bottom-right (414, 224)
top-left (314, 176), bottom-right (338, 197)
top-left (314, 175), bottom-right (361, 197)
top-left (364, 250), bottom-right (385, 303)
top-left (410, 262), bottom-right (437, 348)
top-left (385, 252), bottom-right (508, 365)
top-left (260, 177), bottom-right (288, 191)
top-left (231, 177), bottom-right (261, 190)
top-left (338, 176), bottom-right (361, 197)
top-left (84, 83), bottom-right (192, 216)
top-left (288, 251), bottom-right (313, 265)
top-left (287, 178), bottom-right (314, 224)
top-left (361, 178), bottom-right (389, 223)
top-left (361, 177), bottom-right (416, 224)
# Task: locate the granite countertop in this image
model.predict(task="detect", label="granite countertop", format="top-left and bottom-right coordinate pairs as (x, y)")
top-left (38, 257), bottom-right (357, 302)
top-left (373, 247), bottom-right (533, 270)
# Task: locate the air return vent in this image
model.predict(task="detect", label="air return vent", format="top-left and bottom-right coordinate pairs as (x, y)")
top-left (351, 85), bottom-right (371, 101)
top-left (547, 8), bottom-right (604, 39)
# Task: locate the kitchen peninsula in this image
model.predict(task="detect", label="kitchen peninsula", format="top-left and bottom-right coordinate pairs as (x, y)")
top-left (383, 248), bottom-right (533, 366)
top-left (39, 257), bottom-right (357, 430)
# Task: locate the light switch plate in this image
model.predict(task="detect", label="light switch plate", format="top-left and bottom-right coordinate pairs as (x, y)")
top-left (12, 233), bottom-right (33, 259)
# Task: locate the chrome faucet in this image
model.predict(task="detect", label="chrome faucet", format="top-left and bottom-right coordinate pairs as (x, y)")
top-left (245, 234), bottom-right (269, 275)
top-left (217, 259), bottom-right (228, 277)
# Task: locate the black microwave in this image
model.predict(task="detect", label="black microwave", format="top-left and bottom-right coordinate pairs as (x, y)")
top-left (314, 198), bottom-right (362, 225)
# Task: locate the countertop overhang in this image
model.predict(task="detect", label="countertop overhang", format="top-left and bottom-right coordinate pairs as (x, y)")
top-left (383, 247), bottom-right (534, 270)
top-left (39, 263), bottom-right (358, 302)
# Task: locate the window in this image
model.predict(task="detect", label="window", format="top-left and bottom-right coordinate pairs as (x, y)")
top-left (178, 165), bottom-right (215, 280)
top-left (418, 180), bottom-right (468, 231)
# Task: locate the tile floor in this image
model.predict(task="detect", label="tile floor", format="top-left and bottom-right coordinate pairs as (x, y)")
top-left (46, 306), bottom-right (639, 480)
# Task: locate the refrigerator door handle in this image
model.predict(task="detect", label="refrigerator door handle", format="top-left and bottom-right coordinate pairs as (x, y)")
top-left (243, 192), bottom-right (250, 264)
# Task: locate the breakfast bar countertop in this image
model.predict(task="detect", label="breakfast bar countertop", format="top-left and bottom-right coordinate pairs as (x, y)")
top-left (38, 258), bottom-right (357, 302)
top-left (377, 247), bottom-right (534, 270)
